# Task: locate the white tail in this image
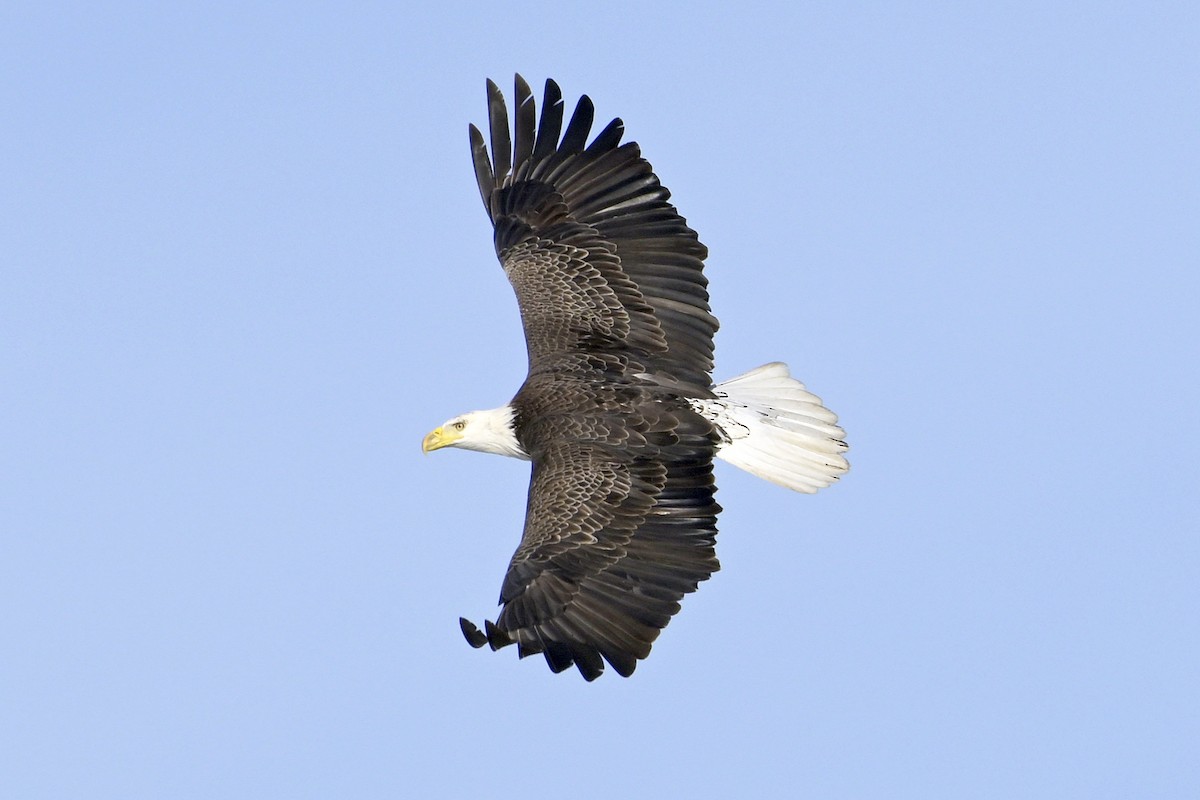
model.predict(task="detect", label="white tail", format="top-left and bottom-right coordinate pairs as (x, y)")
top-left (691, 362), bottom-right (849, 493)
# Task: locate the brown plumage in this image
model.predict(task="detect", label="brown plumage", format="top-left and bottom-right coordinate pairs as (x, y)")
top-left (461, 76), bottom-right (721, 680)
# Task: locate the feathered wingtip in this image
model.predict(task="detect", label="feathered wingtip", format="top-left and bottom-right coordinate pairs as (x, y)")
top-left (470, 75), bottom-right (622, 216)
top-left (471, 75), bottom-right (543, 211)
top-left (458, 616), bottom-right (516, 651)
top-left (457, 616), bottom-right (633, 682)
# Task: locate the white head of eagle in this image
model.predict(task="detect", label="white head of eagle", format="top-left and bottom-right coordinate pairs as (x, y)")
top-left (422, 406), bottom-right (527, 460)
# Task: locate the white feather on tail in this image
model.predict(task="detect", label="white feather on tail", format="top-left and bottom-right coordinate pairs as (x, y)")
top-left (690, 363), bottom-right (849, 493)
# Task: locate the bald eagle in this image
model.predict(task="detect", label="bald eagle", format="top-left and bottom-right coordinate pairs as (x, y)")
top-left (423, 76), bottom-right (848, 681)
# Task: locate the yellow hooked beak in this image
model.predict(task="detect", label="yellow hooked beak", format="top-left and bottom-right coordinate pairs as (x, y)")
top-left (422, 425), bottom-right (461, 454)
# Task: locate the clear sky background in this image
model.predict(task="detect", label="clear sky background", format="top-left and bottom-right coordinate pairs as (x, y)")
top-left (3, 2), bottom-right (1197, 798)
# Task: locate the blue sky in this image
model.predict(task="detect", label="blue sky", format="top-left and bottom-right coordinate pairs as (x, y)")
top-left (3, 2), bottom-right (1197, 798)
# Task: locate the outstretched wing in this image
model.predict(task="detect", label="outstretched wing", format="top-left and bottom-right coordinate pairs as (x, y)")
top-left (462, 404), bottom-right (721, 680)
top-left (470, 75), bottom-right (718, 393)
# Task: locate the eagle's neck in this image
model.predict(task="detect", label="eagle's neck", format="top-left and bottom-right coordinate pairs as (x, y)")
top-left (461, 405), bottom-right (529, 460)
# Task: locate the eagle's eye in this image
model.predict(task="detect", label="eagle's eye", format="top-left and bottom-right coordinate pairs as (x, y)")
top-left (453, 420), bottom-right (466, 431)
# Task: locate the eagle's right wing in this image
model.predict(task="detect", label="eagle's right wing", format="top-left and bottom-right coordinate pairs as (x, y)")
top-left (470, 76), bottom-right (718, 393)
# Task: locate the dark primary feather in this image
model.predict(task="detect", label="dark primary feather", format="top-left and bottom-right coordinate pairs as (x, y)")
top-left (462, 76), bottom-right (723, 681)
